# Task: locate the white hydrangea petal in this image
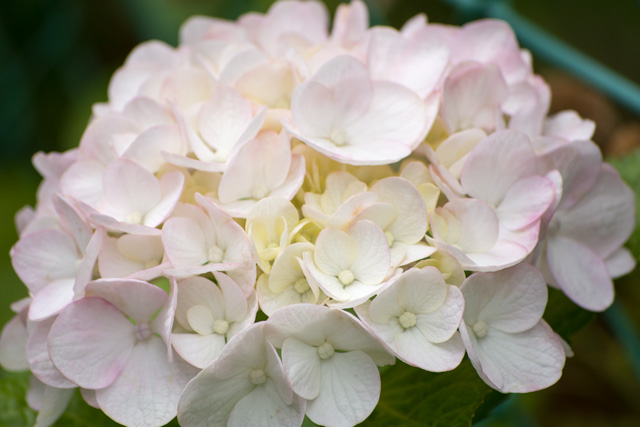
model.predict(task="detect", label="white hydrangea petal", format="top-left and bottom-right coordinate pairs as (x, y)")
top-left (349, 220), bottom-right (391, 285)
top-left (172, 332), bottom-right (226, 369)
top-left (314, 228), bottom-right (357, 276)
top-left (458, 320), bottom-right (503, 390)
top-left (467, 321), bottom-right (565, 393)
top-left (269, 243), bottom-right (315, 294)
top-left (303, 251), bottom-right (351, 302)
top-left (215, 272), bottom-right (249, 323)
top-left (415, 285), bottom-right (464, 343)
top-left (174, 276), bottom-right (224, 330)
top-left (281, 337), bottom-right (322, 399)
top-left (370, 177), bottom-right (428, 243)
top-left (305, 351), bottom-right (380, 427)
top-left (397, 267), bottom-right (448, 314)
top-left (460, 264), bottom-right (547, 333)
top-left (228, 379), bottom-right (305, 427)
top-left (162, 217), bottom-right (208, 268)
top-left (395, 327), bottom-right (465, 372)
top-left (178, 366), bottom-right (254, 427)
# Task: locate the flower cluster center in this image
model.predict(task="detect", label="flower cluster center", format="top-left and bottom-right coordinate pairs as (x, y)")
top-left (399, 311), bottom-right (417, 329)
top-left (317, 342), bottom-right (335, 360)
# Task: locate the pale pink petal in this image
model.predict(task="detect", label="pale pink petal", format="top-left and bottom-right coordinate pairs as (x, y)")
top-left (122, 125), bottom-right (184, 172)
top-left (143, 170), bottom-right (185, 227)
top-left (151, 276), bottom-right (178, 360)
top-left (555, 165), bottom-right (635, 259)
top-left (96, 337), bottom-right (198, 427)
top-left (460, 264), bottom-right (547, 333)
top-left (0, 313), bottom-right (29, 371)
top-left (34, 386), bottom-right (74, 427)
top-left (162, 151), bottom-right (226, 172)
top-left (461, 130), bottom-right (538, 206)
top-left (28, 279), bottom-right (75, 321)
top-left (26, 318), bottom-right (76, 388)
top-left (11, 229), bottom-right (78, 293)
top-left (198, 86), bottom-right (252, 154)
top-left (73, 227), bottom-right (105, 295)
top-left (81, 388), bottom-right (100, 408)
top-left (347, 81), bottom-right (431, 156)
top-left (258, 0), bottom-right (329, 55)
top-left (442, 63), bottom-right (508, 133)
top-left (453, 19), bottom-right (529, 85)
top-left (370, 177), bottom-right (428, 243)
top-left (496, 175), bottom-right (555, 230)
top-left (547, 235), bottom-right (614, 311)
top-left (605, 248), bottom-right (636, 279)
top-left (48, 297), bottom-right (135, 389)
top-left (538, 139), bottom-right (601, 208)
top-left (27, 375), bottom-right (46, 411)
top-left (367, 27), bottom-right (449, 98)
top-left (544, 110), bottom-right (595, 142)
top-left (102, 158), bottom-right (161, 219)
top-left (85, 279), bottom-right (168, 323)
top-left (331, 0), bottom-right (368, 46)
top-left (52, 195), bottom-right (92, 250)
top-left (267, 153), bottom-right (306, 201)
top-left (59, 160), bottom-right (104, 208)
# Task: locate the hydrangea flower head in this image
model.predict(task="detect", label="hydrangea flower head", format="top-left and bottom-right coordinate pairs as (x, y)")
top-left (1, 1), bottom-right (635, 426)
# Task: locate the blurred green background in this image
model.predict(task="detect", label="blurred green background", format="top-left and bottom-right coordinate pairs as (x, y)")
top-left (1, 0), bottom-right (639, 426)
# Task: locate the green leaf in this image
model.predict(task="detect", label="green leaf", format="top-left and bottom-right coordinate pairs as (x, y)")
top-left (543, 288), bottom-right (595, 343)
top-left (608, 149), bottom-right (640, 260)
top-left (0, 370), bottom-right (36, 427)
top-left (363, 359), bottom-right (496, 427)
